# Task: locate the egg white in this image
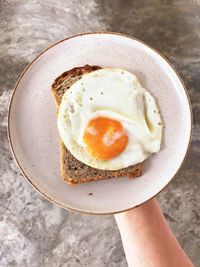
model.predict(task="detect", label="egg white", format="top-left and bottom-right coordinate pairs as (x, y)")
top-left (57, 68), bottom-right (162, 170)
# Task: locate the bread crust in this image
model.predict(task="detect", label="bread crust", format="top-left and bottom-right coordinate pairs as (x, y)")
top-left (52, 65), bottom-right (142, 185)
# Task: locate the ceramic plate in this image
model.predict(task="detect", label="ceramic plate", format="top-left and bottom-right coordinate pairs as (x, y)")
top-left (8, 32), bottom-right (192, 214)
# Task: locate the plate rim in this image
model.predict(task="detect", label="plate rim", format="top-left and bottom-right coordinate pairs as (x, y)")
top-left (7, 31), bottom-right (193, 215)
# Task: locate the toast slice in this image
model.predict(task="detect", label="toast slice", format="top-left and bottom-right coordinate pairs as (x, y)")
top-left (52, 65), bottom-right (142, 185)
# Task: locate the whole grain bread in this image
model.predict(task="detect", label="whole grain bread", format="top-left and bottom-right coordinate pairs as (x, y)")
top-left (52, 65), bottom-right (141, 185)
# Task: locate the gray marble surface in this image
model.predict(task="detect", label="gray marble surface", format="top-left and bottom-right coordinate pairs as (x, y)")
top-left (0, 0), bottom-right (200, 266)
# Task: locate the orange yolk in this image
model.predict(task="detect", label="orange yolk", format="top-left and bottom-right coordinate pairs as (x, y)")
top-left (83, 117), bottom-right (128, 160)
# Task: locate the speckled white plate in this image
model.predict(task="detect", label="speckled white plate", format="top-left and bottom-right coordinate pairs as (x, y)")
top-left (8, 32), bottom-right (192, 214)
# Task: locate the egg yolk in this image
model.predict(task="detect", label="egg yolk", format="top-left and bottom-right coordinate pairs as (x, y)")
top-left (83, 117), bottom-right (128, 160)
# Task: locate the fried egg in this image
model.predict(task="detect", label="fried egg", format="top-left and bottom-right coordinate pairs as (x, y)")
top-left (57, 68), bottom-right (162, 170)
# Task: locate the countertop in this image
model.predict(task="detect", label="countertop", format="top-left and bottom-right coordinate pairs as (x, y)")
top-left (0, 0), bottom-right (200, 266)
